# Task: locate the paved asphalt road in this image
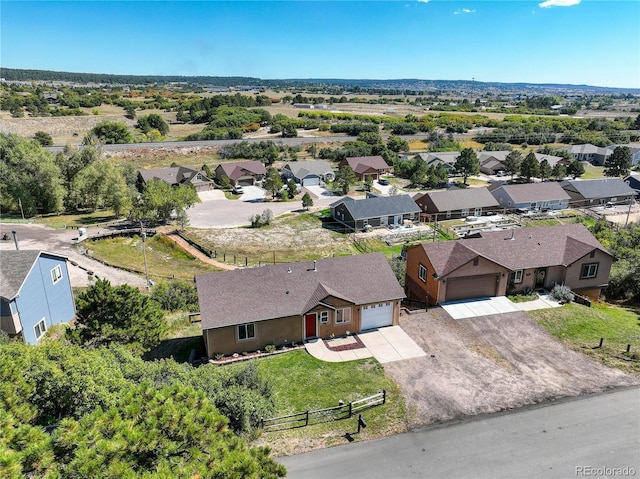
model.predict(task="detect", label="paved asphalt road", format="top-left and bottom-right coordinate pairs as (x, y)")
top-left (278, 387), bottom-right (640, 479)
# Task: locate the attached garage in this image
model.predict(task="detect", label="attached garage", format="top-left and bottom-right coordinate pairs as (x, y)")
top-left (301, 175), bottom-right (320, 186)
top-left (444, 274), bottom-right (500, 302)
top-left (237, 177), bottom-right (255, 186)
top-left (361, 302), bottom-right (393, 330)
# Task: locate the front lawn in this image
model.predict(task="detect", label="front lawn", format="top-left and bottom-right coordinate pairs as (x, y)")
top-left (253, 350), bottom-right (406, 456)
top-left (530, 302), bottom-right (640, 374)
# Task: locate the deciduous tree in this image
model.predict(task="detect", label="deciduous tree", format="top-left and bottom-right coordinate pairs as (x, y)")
top-left (302, 192), bottom-right (313, 210)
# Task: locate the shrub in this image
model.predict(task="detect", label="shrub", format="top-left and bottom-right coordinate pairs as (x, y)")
top-left (550, 284), bottom-right (575, 303)
top-left (264, 344), bottom-right (276, 353)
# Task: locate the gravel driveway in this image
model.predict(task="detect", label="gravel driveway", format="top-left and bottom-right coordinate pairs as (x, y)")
top-left (388, 308), bottom-right (639, 429)
top-left (0, 223), bottom-right (146, 289)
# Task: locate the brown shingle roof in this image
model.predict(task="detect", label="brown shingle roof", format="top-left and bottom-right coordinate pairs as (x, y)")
top-left (196, 253), bottom-right (405, 330)
top-left (342, 156), bottom-right (389, 174)
top-left (419, 224), bottom-right (610, 276)
top-left (216, 161), bottom-right (267, 181)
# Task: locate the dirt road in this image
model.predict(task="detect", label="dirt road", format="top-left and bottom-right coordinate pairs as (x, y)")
top-left (387, 309), bottom-right (639, 429)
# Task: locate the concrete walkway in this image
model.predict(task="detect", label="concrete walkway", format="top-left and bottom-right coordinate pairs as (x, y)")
top-left (304, 326), bottom-right (427, 364)
top-left (442, 294), bottom-right (562, 320)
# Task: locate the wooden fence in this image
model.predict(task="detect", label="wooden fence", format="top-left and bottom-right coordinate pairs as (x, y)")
top-left (260, 390), bottom-right (386, 431)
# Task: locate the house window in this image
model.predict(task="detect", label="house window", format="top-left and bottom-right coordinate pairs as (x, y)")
top-left (590, 251), bottom-right (596, 258)
top-left (419, 264), bottom-right (427, 282)
top-left (34, 318), bottom-right (47, 341)
top-left (50, 265), bottom-right (62, 284)
top-left (336, 308), bottom-right (351, 324)
top-left (446, 211), bottom-right (452, 218)
top-left (320, 311), bottom-right (329, 324)
top-left (473, 258), bottom-right (479, 266)
top-left (510, 270), bottom-right (524, 284)
top-left (237, 323), bottom-right (256, 341)
top-left (580, 263), bottom-right (598, 279)
top-left (461, 209), bottom-right (469, 217)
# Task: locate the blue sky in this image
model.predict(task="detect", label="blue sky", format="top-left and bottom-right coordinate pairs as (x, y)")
top-left (2, 1), bottom-right (639, 88)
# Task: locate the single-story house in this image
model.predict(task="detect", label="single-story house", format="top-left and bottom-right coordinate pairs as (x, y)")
top-left (560, 178), bottom-right (636, 207)
top-left (196, 253), bottom-right (406, 357)
top-left (137, 166), bottom-right (215, 192)
top-left (606, 144), bottom-right (640, 167)
top-left (330, 193), bottom-right (421, 231)
top-left (0, 250), bottom-right (76, 344)
top-left (339, 156), bottom-right (391, 181)
top-left (405, 224), bottom-right (612, 305)
top-left (414, 152), bottom-right (459, 174)
top-left (281, 160), bottom-right (335, 186)
top-left (624, 172), bottom-right (640, 197)
top-left (478, 151), bottom-right (510, 175)
top-left (490, 182), bottom-right (571, 211)
top-left (535, 153), bottom-right (569, 168)
top-left (414, 187), bottom-right (500, 221)
top-left (214, 161), bottom-right (267, 187)
top-left (565, 144), bottom-right (612, 166)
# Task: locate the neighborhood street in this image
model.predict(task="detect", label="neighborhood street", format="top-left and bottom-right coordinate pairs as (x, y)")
top-left (279, 387), bottom-right (640, 479)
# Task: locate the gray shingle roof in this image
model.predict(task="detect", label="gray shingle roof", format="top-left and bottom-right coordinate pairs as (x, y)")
top-left (331, 194), bottom-right (420, 220)
top-left (196, 253), bottom-right (405, 330)
top-left (283, 160), bottom-right (333, 178)
top-left (561, 178), bottom-right (635, 199)
top-left (418, 224), bottom-right (609, 276)
top-left (0, 250), bottom-right (68, 300)
top-left (492, 182), bottom-right (571, 203)
top-left (421, 187), bottom-right (499, 211)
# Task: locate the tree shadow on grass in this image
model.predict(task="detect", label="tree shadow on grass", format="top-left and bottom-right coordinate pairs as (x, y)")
top-left (144, 335), bottom-right (206, 363)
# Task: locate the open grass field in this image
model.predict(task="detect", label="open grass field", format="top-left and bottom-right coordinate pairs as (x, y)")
top-left (253, 350), bottom-right (407, 456)
top-left (530, 302), bottom-right (640, 374)
top-left (85, 233), bottom-right (223, 281)
top-left (35, 210), bottom-right (119, 229)
top-left (581, 163), bottom-right (606, 179)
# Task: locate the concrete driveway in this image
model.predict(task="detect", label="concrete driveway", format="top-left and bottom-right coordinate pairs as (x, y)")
top-left (305, 326), bottom-right (426, 364)
top-left (441, 295), bottom-right (562, 319)
top-left (238, 185), bottom-right (266, 202)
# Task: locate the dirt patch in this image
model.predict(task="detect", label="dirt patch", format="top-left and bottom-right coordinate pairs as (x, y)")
top-left (386, 309), bottom-right (639, 429)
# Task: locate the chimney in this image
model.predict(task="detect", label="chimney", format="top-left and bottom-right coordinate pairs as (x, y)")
top-left (313, 260), bottom-right (317, 272)
top-left (11, 230), bottom-right (19, 250)
top-left (287, 267), bottom-right (292, 274)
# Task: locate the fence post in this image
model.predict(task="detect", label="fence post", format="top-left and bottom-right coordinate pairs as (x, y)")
top-left (305, 410), bottom-right (309, 426)
top-left (598, 338), bottom-right (604, 348)
top-left (349, 402), bottom-right (353, 418)
top-left (260, 418), bottom-right (264, 429)
top-left (245, 256), bottom-right (248, 266)
top-left (382, 390), bottom-right (386, 405)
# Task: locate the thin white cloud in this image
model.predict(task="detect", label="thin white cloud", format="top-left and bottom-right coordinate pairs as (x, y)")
top-left (454, 8), bottom-right (476, 14)
top-left (539, 0), bottom-right (581, 8)
top-left (417, 0), bottom-right (430, 3)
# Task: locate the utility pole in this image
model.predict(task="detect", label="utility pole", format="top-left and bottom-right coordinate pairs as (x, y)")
top-left (140, 221), bottom-right (150, 292)
top-left (625, 197), bottom-right (633, 226)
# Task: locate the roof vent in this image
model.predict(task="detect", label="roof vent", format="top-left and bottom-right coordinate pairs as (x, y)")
top-left (505, 229), bottom-right (515, 241)
top-left (11, 230), bottom-right (19, 250)
top-left (287, 267), bottom-right (292, 274)
top-left (313, 260), bottom-right (317, 272)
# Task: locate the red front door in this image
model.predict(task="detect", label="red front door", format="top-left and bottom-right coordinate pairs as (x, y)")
top-left (304, 313), bottom-right (317, 339)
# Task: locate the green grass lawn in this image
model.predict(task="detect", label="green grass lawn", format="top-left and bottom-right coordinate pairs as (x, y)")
top-left (530, 302), bottom-right (640, 374)
top-left (253, 350), bottom-right (407, 455)
top-left (581, 163), bottom-right (605, 180)
top-left (85, 233), bottom-right (223, 281)
top-left (34, 210), bottom-right (119, 229)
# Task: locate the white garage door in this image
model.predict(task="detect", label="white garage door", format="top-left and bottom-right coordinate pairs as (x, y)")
top-left (302, 176), bottom-right (320, 186)
top-left (361, 302), bottom-right (393, 330)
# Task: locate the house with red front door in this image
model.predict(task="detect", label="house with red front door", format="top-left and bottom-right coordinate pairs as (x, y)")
top-left (196, 253), bottom-right (405, 357)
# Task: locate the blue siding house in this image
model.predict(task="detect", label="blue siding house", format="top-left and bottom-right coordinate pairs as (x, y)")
top-left (0, 250), bottom-right (76, 344)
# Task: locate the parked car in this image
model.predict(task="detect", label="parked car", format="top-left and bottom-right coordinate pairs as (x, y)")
top-left (232, 185), bottom-right (244, 194)
top-left (378, 178), bottom-right (390, 186)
